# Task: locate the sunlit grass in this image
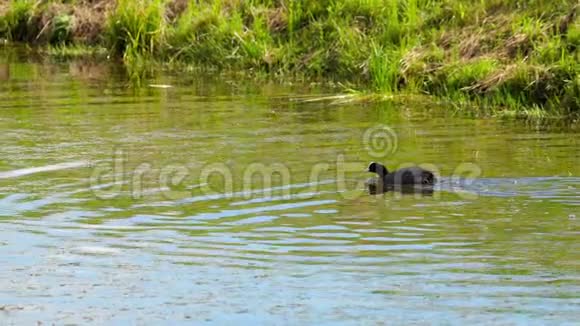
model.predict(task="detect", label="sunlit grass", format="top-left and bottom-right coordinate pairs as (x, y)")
top-left (106, 0), bottom-right (166, 62)
top-left (0, 0), bottom-right (578, 119)
top-left (1, 0), bottom-right (35, 42)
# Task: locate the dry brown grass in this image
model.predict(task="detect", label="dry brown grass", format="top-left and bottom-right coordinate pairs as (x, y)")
top-left (437, 13), bottom-right (548, 63)
top-left (558, 3), bottom-right (578, 34)
top-left (462, 64), bottom-right (518, 93)
top-left (72, 3), bottom-right (110, 44)
top-left (34, 3), bottom-right (71, 42)
top-left (0, 3), bottom-right (9, 17)
top-left (266, 6), bottom-right (287, 33)
top-left (50, 0), bottom-right (114, 44)
top-left (503, 33), bottom-right (532, 58)
top-left (399, 47), bottom-right (429, 77)
top-left (2, 0), bottom-right (115, 44)
top-left (458, 32), bottom-right (487, 59)
top-left (166, 0), bottom-right (188, 22)
top-left (463, 63), bottom-right (553, 96)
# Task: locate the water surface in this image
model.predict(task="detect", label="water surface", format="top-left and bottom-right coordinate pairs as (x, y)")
top-left (0, 50), bottom-right (579, 324)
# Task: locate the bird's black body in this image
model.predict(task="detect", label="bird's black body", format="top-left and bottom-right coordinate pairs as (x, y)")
top-left (366, 162), bottom-right (435, 194)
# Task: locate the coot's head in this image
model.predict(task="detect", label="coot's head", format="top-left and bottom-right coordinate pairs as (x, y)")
top-left (367, 162), bottom-right (388, 176)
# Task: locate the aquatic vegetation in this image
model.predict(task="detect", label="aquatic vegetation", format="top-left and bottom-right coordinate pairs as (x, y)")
top-left (0, 0), bottom-right (579, 118)
top-left (106, 0), bottom-right (166, 61)
top-left (1, 0), bottom-right (35, 42)
top-left (45, 44), bottom-right (108, 58)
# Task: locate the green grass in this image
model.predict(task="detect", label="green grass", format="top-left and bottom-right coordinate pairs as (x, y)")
top-left (106, 0), bottom-right (166, 63)
top-left (0, 0), bottom-right (579, 119)
top-left (1, 0), bottom-right (35, 42)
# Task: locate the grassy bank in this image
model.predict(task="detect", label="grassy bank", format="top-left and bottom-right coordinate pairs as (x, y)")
top-left (1, 0), bottom-right (579, 118)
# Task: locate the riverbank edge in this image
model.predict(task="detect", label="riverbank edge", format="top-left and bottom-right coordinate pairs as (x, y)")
top-left (1, 0), bottom-right (579, 119)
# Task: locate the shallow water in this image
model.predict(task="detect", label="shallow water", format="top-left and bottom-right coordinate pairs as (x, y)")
top-left (0, 50), bottom-right (579, 324)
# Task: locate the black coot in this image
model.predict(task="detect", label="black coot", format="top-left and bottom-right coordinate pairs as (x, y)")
top-left (366, 162), bottom-right (435, 194)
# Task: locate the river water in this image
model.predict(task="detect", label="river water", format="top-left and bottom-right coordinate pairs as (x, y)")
top-left (0, 50), bottom-right (579, 324)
